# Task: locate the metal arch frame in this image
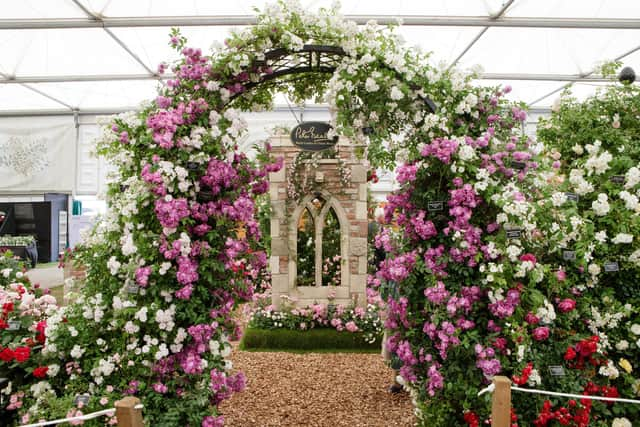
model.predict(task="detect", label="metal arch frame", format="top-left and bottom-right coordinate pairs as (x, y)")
top-left (2, 15), bottom-right (640, 30)
top-left (225, 44), bottom-right (437, 113)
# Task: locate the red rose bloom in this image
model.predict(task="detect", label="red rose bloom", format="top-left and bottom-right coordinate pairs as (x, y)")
top-left (33, 366), bottom-right (48, 378)
top-left (14, 346), bottom-right (31, 363)
top-left (0, 347), bottom-right (14, 362)
top-left (564, 347), bottom-right (577, 361)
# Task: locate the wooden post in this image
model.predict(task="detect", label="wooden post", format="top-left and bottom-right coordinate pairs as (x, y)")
top-left (491, 376), bottom-right (512, 427)
top-left (115, 396), bottom-right (143, 427)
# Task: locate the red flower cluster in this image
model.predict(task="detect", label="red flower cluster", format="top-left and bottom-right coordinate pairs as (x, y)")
top-left (463, 410), bottom-right (480, 427)
top-left (32, 366), bottom-right (48, 378)
top-left (0, 301), bottom-right (15, 329)
top-left (564, 336), bottom-right (601, 368)
top-left (533, 398), bottom-right (591, 427)
top-left (512, 362), bottom-right (534, 386)
top-left (0, 345), bottom-right (31, 363)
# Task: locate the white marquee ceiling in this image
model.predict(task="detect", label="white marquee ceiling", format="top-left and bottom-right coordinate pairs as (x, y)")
top-left (1, 0), bottom-right (639, 115)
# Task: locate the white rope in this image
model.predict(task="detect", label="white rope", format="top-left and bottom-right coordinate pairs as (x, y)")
top-left (478, 383), bottom-right (495, 396)
top-left (19, 404), bottom-right (143, 427)
top-left (511, 386), bottom-right (640, 405)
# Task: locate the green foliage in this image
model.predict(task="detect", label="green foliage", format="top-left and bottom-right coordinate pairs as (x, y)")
top-left (240, 328), bottom-right (380, 351)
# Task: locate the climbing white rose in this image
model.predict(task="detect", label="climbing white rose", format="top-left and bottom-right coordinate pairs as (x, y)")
top-left (611, 418), bottom-right (632, 427)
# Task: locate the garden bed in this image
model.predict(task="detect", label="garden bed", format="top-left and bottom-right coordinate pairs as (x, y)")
top-left (240, 328), bottom-right (381, 352)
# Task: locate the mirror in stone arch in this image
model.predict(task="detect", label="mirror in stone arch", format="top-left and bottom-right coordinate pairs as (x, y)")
top-left (294, 194), bottom-right (346, 288)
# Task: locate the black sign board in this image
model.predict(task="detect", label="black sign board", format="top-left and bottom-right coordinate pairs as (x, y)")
top-left (548, 365), bottom-right (565, 376)
top-left (604, 261), bottom-right (619, 272)
top-left (610, 175), bottom-right (625, 184)
top-left (565, 192), bottom-right (579, 202)
top-left (563, 250), bottom-right (576, 261)
top-left (74, 394), bottom-right (90, 406)
top-left (506, 229), bottom-right (522, 239)
top-left (290, 122), bottom-right (338, 151)
top-left (126, 283), bottom-right (139, 294)
top-left (7, 320), bottom-right (21, 331)
top-left (186, 162), bottom-right (200, 171)
top-left (512, 161), bottom-right (527, 170)
top-left (427, 201), bottom-right (444, 211)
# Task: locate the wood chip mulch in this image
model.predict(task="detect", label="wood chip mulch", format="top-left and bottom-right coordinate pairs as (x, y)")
top-left (219, 349), bottom-right (416, 427)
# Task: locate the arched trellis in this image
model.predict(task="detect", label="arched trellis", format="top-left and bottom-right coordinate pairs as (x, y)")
top-left (226, 44), bottom-right (438, 114)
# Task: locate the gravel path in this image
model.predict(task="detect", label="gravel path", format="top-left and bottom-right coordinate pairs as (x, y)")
top-left (219, 349), bottom-right (415, 427)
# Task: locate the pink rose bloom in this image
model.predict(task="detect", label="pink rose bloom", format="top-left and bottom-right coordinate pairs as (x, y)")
top-left (557, 298), bottom-right (576, 313)
top-left (525, 312), bottom-right (540, 325)
top-left (519, 253), bottom-right (537, 265)
top-left (345, 321), bottom-right (358, 333)
top-left (532, 326), bottom-right (550, 341)
top-left (555, 269), bottom-right (567, 281)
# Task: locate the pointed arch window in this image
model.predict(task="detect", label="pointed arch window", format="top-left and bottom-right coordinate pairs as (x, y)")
top-left (295, 196), bottom-right (343, 287)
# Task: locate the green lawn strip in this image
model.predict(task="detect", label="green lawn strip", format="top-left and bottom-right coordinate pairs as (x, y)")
top-left (240, 327), bottom-right (382, 352)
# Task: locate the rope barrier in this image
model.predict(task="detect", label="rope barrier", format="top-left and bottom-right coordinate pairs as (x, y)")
top-left (510, 386), bottom-right (640, 405)
top-left (478, 382), bottom-right (640, 405)
top-left (19, 404), bottom-right (143, 427)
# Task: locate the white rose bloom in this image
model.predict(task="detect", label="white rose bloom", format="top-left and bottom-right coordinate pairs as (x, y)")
top-left (70, 345), bottom-right (85, 359)
top-left (572, 144), bottom-right (584, 155)
top-left (625, 166), bottom-right (640, 189)
top-left (594, 231), bottom-right (608, 243)
top-left (47, 364), bottom-right (60, 377)
top-left (527, 369), bottom-right (542, 386)
top-left (612, 418), bottom-right (632, 427)
top-left (551, 192), bottom-right (567, 207)
top-left (612, 233), bottom-right (633, 244)
top-left (390, 86), bottom-right (404, 100)
top-left (591, 193), bottom-right (610, 216)
top-left (616, 340), bottom-right (629, 351)
top-left (599, 360), bottom-right (619, 379)
top-left (107, 256), bottom-right (121, 276)
top-left (364, 77), bottom-right (379, 92)
top-left (124, 321), bottom-right (140, 334)
top-left (629, 249), bottom-right (640, 266)
top-left (588, 263), bottom-right (601, 276)
top-left (458, 144), bottom-right (476, 161)
top-left (631, 324), bottom-right (640, 335)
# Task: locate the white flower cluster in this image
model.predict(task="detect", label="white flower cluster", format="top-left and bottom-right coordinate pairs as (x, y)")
top-left (624, 166), bottom-right (640, 189)
top-left (598, 359), bottom-right (619, 379)
top-left (591, 193), bottom-right (610, 216)
top-left (612, 233), bottom-right (633, 244)
top-left (155, 305), bottom-right (176, 331)
top-left (536, 300), bottom-right (556, 325)
top-left (569, 169), bottom-right (594, 195)
top-left (618, 190), bottom-right (639, 212)
top-left (584, 143), bottom-right (612, 176)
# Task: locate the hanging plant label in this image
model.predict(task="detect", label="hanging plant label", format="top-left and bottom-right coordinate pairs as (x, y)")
top-left (610, 175), bottom-right (625, 184)
top-left (197, 190), bottom-right (215, 202)
top-left (565, 192), bottom-right (579, 202)
top-left (74, 394), bottom-right (90, 406)
top-left (186, 162), bottom-right (200, 171)
top-left (427, 201), bottom-right (444, 211)
top-left (548, 365), bottom-right (565, 376)
top-left (563, 250), bottom-right (576, 261)
top-left (126, 283), bottom-right (139, 294)
top-left (511, 161), bottom-right (527, 170)
top-left (604, 262), bottom-right (619, 272)
top-left (7, 320), bottom-right (21, 331)
top-left (506, 229), bottom-right (522, 239)
top-left (290, 122), bottom-right (338, 151)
